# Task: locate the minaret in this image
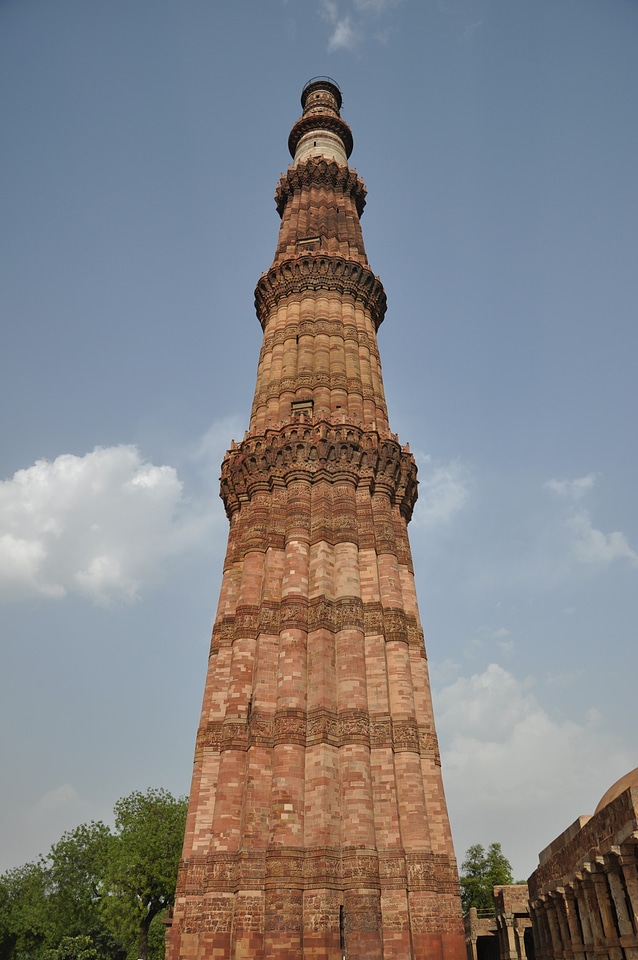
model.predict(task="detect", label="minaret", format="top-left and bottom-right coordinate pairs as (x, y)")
top-left (169, 78), bottom-right (466, 960)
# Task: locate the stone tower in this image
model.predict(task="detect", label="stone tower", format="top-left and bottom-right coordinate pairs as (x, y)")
top-left (168, 78), bottom-right (466, 960)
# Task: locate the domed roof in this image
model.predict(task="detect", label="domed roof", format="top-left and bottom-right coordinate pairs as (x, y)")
top-left (595, 767), bottom-right (638, 814)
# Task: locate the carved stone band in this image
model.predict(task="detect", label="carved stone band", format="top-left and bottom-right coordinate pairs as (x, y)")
top-left (195, 711), bottom-right (439, 758)
top-left (275, 157), bottom-right (366, 217)
top-left (176, 848), bottom-right (458, 896)
top-left (254, 255), bottom-right (387, 330)
top-left (210, 598), bottom-right (425, 650)
top-left (220, 420), bottom-right (417, 520)
top-left (258, 319), bottom-right (380, 355)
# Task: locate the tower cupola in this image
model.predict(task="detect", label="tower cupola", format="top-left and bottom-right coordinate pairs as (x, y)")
top-left (288, 76), bottom-right (353, 165)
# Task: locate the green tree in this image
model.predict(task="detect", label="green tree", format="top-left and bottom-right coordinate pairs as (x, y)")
top-left (42, 936), bottom-right (100, 960)
top-left (0, 789), bottom-right (186, 960)
top-left (0, 860), bottom-right (52, 960)
top-left (460, 842), bottom-right (514, 914)
top-left (46, 823), bottom-right (114, 950)
top-left (100, 789), bottom-right (187, 960)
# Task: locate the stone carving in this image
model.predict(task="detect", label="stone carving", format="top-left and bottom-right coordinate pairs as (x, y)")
top-left (254, 255), bottom-right (387, 331)
top-left (303, 893), bottom-right (341, 932)
top-left (196, 710), bottom-right (433, 754)
top-left (248, 711), bottom-right (274, 745)
top-left (259, 319), bottom-right (380, 361)
top-left (195, 721), bottom-right (223, 753)
top-left (369, 716), bottom-right (393, 749)
top-left (273, 710), bottom-right (307, 745)
top-left (343, 892), bottom-right (382, 933)
top-left (180, 896), bottom-right (233, 933)
top-left (391, 719), bottom-right (420, 753)
top-left (335, 595), bottom-right (364, 631)
top-left (221, 721), bottom-right (248, 750)
top-left (364, 602), bottom-right (384, 636)
top-left (308, 596), bottom-right (335, 633)
top-left (233, 604), bottom-right (260, 639)
top-left (210, 616), bottom-right (234, 651)
top-left (280, 597), bottom-right (309, 631)
top-left (379, 855), bottom-right (408, 886)
top-left (264, 890), bottom-right (304, 933)
top-left (406, 854), bottom-right (436, 890)
top-left (258, 602), bottom-right (281, 635)
top-left (176, 857), bottom-right (208, 896)
top-left (303, 852), bottom-right (341, 883)
top-left (342, 852), bottom-right (380, 885)
top-left (383, 608), bottom-right (408, 644)
top-left (232, 894), bottom-right (264, 931)
top-left (238, 853), bottom-right (267, 885)
top-left (339, 711), bottom-right (370, 745)
top-left (406, 616), bottom-right (425, 650)
top-left (275, 158), bottom-right (365, 217)
top-left (266, 853), bottom-right (304, 880)
top-left (220, 420), bottom-right (417, 522)
top-left (418, 729), bottom-right (441, 765)
top-left (306, 710), bottom-right (340, 746)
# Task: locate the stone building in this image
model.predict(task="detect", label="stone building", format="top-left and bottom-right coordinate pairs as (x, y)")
top-left (167, 79), bottom-right (466, 959)
top-left (528, 769), bottom-right (638, 960)
top-left (494, 885), bottom-right (534, 960)
top-left (464, 886), bottom-right (533, 960)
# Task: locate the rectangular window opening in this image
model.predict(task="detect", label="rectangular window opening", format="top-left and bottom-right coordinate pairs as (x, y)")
top-left (291, 399), bottom-right (314, 420)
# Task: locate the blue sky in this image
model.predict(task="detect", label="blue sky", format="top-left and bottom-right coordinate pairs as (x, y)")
top-left (1, 0), bottom-right (637, 881)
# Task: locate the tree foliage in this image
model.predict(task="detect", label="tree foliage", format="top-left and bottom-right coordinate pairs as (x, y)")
top-left (0, 789), bottom-right (187, 960)
top-left (101, 789), bottom-right (187, 960)
top-left (460, 842), bottom-right (514, 914)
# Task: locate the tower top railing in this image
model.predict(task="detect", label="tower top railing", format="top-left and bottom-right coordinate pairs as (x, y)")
top-left (301, 76), bottom-right (342, 110)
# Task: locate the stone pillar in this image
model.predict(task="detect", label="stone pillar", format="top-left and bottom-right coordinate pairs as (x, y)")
top-left (619, 852), bottom-right (638, 935)
top-left (581, 870), bottom-right (605, 950)
top-left (564, 885), bottom-right (587, 960)
top-left (591, 868), bottom-right (623, 960)
top-left (574, 877), bottom-right (596, 960)
top-left (606, 864), bottom-right (638, 960)
top-left (513, 919), bottom-right (529, 960)
top-left (551, 890), bottom-right (572, 960)
top-left (532, 898), bottom-right (553, 960)
top-left (466, 908), bottom-right (479, 960)
top-left (545, 897), bottom-right (564, 958)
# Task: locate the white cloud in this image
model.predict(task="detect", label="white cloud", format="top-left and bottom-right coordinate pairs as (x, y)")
top-left (329, 16), bottom-right (357, 50)
top-left (319, 1), bottom-right (358, 51)
top-left (318, 0), bottom-right (399, 51)
top-left (545, 473), bottom-right (598, 500)
top-left (434, 664), bottom-right (632, 878)
top-left (0, 445), bottom-right (215, 606)
top-left (566, 510), bottom-right (638, 566)
top-left (463, 19), bottom-right (483, 41)
top-left (413, 456), bottom-right (471, 528)
top-left (352, 0), bottom-right (401, 13)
